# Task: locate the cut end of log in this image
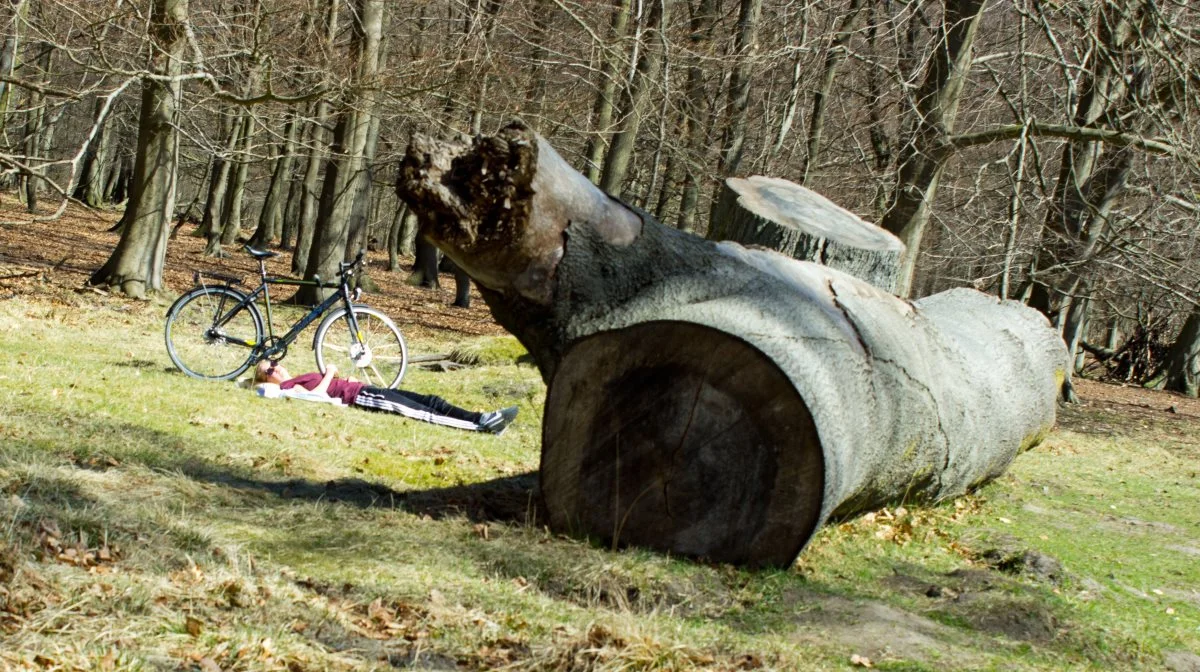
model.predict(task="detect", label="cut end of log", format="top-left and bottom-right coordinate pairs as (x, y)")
top-left (396, 122), bottom-right (541, 294)
top-left (541, 321), bottom-right (825, 567)
top-left (727, 177), bottom-right (904, 253)
top-left (712, 176), bottom-right (905, 292)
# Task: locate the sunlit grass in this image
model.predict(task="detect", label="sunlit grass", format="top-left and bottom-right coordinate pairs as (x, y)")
top-left (1, 288), bottom-right (1198, 670)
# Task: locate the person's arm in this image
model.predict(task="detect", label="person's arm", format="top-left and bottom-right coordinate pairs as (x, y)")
top-left (311, 365), bottom-right (338, 397)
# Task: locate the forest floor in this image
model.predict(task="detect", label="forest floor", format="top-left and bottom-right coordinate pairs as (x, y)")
top-left (1, 199), bottom-right (1199, 671)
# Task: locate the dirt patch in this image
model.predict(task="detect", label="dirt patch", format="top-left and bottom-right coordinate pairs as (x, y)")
top-left (1060, 379), bottom-right (1200, 452)
top-left (0, 200), bottom-right (506, 343)
top-left (789, 591), bottom-right (986, 667)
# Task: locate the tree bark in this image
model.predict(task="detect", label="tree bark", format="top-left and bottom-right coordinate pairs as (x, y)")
top-left (0, 0), bottom-right (29, 139)
top-left (199, 111), bottom-right (237, 239)
top-left (251, 107), bottom-right (300, 247)
top-left (880, 0), bottom-right (988, 298)
top-left (73, 96), bottom-right (114, 207)
top-left (1163, 309), bottom-right (1200, 398)
top-left (715, 0), bottom-right (763, 179)
top-left (597, 0), bottom-right (668, 198)
top-left (799, 0), bottom-right (867, 184)
top-left (709, 176), bottom-right (905, 292)
top-left (21, 41), bottom-right (52, 212)
top-left (90, 0), bottom-right (186, 298)
top-left (407, 236), bottom-right (440, 288)
top-left (206, 109), bottom-right (256, 256)
top-left (280, 159), bottom-right (303, 250)
top-left (297, 0), bottom-right (384, 304)
top-left (396, 123), bottom-right (1066, 567)
top-left (582, 0), bottom-right (632, 185)
top-left (292, 0), bottom-right (339, 275)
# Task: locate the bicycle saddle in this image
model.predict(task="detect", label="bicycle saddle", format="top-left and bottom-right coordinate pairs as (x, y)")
top-left (244, 245), bottom-right (279, 259)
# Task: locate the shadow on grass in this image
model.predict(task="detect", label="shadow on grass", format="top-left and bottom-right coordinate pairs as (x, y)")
top-left (8, 403), bottom-right (539, 524)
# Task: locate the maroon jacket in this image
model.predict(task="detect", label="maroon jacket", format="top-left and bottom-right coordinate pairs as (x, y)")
top-left (279, 373), bottom-right (365, 406)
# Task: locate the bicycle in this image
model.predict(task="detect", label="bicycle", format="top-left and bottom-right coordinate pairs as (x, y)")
top-left (164, 245), bottom-right (408, 388)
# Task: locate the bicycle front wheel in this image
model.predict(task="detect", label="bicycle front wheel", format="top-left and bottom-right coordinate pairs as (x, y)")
top-left (165, 286), bottom-right (264, 380)
top-left (314, 306), bottom-right (408, 389)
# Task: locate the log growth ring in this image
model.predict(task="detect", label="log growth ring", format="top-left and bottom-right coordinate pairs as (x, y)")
top-left (541, 321), bottom-right (824, 567)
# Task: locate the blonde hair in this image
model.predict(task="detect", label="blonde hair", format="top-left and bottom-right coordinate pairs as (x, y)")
top-left (253, 360), bottom-right (276, 385)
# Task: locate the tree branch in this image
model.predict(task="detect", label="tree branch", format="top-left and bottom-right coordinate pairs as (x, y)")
top-left (946, 121), bottom-right (1177, 156)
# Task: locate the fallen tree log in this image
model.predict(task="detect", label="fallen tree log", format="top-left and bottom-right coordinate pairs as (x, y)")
top-left (397, 122), bottom-right (1067, 567)
top-left (708, 176), bottom-right (905, 293)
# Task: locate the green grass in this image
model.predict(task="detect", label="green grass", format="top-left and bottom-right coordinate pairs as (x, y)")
top-left (1, 288), bottom-right (1198, 670)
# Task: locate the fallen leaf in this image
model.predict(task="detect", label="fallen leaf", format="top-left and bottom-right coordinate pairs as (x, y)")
top-left (850, 653), bottom-right (873, 668)
top-left (198, 657), bottom-right (222, 672)
top-left (185, 615), bottom-right (203, 637)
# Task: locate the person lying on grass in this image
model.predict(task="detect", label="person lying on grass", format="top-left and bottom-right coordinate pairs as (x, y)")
top-left (252, 360), bottom-right (518, 434)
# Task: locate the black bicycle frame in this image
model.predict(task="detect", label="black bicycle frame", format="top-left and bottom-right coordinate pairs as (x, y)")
top-left (204, 273), bottom-right (360, 359)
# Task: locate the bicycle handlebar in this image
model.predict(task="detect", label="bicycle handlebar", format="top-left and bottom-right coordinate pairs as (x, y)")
top-left (337, 249), bottom-right (366, 275)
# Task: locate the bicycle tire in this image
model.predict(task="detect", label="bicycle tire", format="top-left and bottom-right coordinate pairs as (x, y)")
top-left (313, 305), bottom-right (408, 389)
top-left (165, 286), bottom-right (265, 380)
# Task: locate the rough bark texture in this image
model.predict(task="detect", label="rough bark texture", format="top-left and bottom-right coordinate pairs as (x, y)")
top-left (880, 0), bottom-right (987, 297)
top-left (397, 123), bottom-right (1066, 567)
top-left (708, 176), bottom-right (905, 293)
top-left (89, 0), bottom-right (185, 297)
top-left (1163, 309), bottom-right (1200, 398)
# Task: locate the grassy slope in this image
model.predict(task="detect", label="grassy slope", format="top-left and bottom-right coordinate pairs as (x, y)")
top-left (1, 289), bottom-right (1197, 671)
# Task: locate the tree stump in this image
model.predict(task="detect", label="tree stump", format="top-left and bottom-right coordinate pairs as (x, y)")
top-left (709, 176), bottom-right (905, 293)
top-left (397, 122), bottom-right (1067, 567)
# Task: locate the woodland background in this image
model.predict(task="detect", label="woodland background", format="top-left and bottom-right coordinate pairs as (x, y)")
top-left (1, 0), bottom-right (1198, 391)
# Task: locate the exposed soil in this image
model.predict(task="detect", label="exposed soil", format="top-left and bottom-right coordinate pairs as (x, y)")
top-left (0, 199), bottom-right (506, 342)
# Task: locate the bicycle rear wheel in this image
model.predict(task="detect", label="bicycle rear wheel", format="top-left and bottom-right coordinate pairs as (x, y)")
top-left (314, 306), bottom-right (408, 388)
top-left (165, 286), bottom-right (264, 380)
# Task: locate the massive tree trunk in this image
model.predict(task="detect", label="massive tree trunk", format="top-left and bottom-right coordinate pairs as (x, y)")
top-left (709, 176), bottom-right (905, 293)
top-left (397, 123), bottom-right (1066, 567)
top-left (880, 0), bottom-right (988, 298)
top-left (90, 0), bottom-right (186, 298)
top-left (1163, 309), bottom-right (1200, 398)
top-left (296, 0), bottom-right (383, 304)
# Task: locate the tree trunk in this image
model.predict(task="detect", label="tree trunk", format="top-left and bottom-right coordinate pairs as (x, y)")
top-left (387, 201), bottom-right (407, 271)
top-left (90, 0), bottom-right (186, 298)
top-left (709, 176), bottom-right (905, 293)
top-left (251, 107), bottom-right (300, 247)
top-left (799, 0), bottom-right (866, 184)
top-left (1163, 309), bottom-right (1200, 398)
top-left (296, 0), bottom-right (384, 304)
top-left (206, 110), bottom-right (255, 256)
top-left (73, 96), bottom-right (114, 207)
top-left (673, 0), bottom-right (718, 233)
top-left (21, 41), bottom-right (52, 213)
top-left (0, 0), bottom-right (29, 139)
top-left (200, 111), bottom-right (237, 239)
top-left (715, 0), bottom-right (763, 180)
top-left (597, 0), bottom-right (668, 198)
top-left (397, 123), bottom-right (1066, 567)
top-left (582, 0), bottom-right (632, 185)
top-left (292, 0), bottom-right (340, 275)
top-left (407, 236), bottom-right (440, 288)
top-left (880, 0), bottom-right (988, 298)
top-left (280, 162), bottom-right (302, 249)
